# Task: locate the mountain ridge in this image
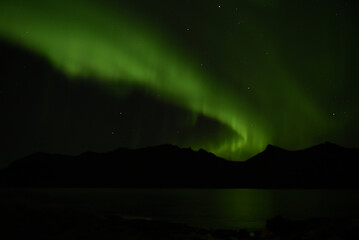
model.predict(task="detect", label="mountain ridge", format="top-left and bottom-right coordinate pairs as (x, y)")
top-left (1, 142), bottom-right (359, 188)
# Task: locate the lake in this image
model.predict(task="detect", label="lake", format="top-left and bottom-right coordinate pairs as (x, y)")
top-left (2, 189), bottom-right (359, 230)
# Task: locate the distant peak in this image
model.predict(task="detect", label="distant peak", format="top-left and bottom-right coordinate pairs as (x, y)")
top-left (323, 141), bottom-right (338, 146)
top-left (153, 144), bottom-right (181, 151)
top-left (317, 141), bottom-right (343, 150)
top-left (197, 148), bottom-right (212, 156)
top-left (133, 144), bottom-right (179, 151)
top-left (265, 144), bottom-right (283, 151)
top-left (80, 151), bottom-right (95, 155)
top-left (265, 144), bottom-right (275, 149)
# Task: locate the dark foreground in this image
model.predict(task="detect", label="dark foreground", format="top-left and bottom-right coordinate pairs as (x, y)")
top-left (1, 200), bottom-right (359, 240)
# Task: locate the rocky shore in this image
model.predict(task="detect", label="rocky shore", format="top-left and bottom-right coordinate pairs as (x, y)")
top-left (1, 201), bottom-right (359, 240)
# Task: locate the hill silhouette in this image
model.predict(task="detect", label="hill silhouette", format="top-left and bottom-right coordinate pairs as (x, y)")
top-left (1, 142), bottom-right (359, 188)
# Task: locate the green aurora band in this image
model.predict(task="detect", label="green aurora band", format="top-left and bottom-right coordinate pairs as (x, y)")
top-left (0, 0), bottom-right (351, 160)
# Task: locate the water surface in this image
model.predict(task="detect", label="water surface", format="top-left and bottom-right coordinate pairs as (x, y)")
top-left (2, 189), bottom-right (359, 230)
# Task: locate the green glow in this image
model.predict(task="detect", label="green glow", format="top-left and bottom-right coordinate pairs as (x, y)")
top-left (0, 0), bottom-right (339, 160)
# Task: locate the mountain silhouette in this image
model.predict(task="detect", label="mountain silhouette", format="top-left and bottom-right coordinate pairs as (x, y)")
top-left (1, 142), bottom-right (358, 188)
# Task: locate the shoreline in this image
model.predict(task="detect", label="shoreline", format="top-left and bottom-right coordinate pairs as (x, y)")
top-left (1, 200), bottom-right (359, 239)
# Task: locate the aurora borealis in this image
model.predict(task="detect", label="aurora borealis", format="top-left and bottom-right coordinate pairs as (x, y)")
top-left (1, 0), bottom-right (359, 166)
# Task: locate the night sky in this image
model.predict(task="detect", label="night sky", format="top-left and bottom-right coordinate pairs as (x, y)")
top-left (1, 0), bottom-right (359, 167)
